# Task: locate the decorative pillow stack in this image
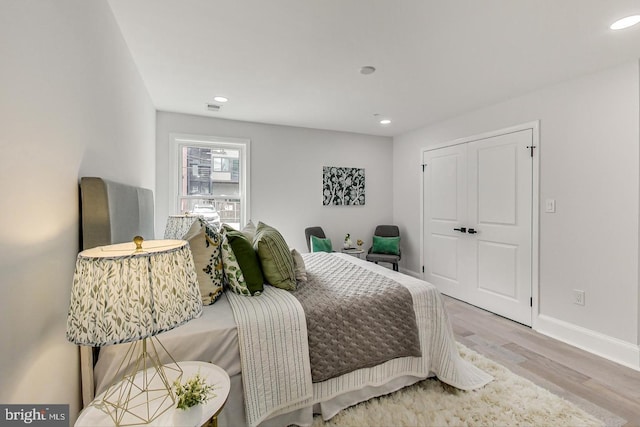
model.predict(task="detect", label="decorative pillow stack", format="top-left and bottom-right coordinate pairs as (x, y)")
top-left (184, 217), bottom-right (300, 299)
top-left (253, 222), bottom-right (297, 291)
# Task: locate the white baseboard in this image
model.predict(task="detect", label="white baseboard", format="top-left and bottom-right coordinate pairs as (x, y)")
top-left (535, 314), bottom-right (640, 372)
top-left (397, 269), bottom-right (640, 372)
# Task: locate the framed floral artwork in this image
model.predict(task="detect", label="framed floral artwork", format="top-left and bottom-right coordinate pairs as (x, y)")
top-left (322, 166), bottom-right (365, 205)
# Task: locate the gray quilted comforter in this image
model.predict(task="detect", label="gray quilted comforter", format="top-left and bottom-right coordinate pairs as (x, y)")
top-left (293, 253), bottom-right (422, 382)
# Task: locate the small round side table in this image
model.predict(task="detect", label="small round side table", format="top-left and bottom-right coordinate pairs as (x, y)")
top-left (75, 361), bottom-right (230, 427)
top-left (341, 248), bottom-right (365, 259)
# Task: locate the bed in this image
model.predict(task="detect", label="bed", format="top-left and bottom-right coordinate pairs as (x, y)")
top-left (77, 177), bottom-right (492, 427)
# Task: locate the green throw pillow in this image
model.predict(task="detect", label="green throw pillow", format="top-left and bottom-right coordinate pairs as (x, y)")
top-left (310, 235), bottom-right (333, 253)
top-left (223, 225), bottom-right (264, 295)
top-left (253, 222), bottom-right (297, 291)
top-left (372, 235), bottom-right (400, 255)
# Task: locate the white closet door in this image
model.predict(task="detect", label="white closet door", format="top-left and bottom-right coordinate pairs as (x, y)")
top-left (423, 128), bottom-right (533, 326)
top-left (422, 144), bottom-right (470, 298)
top-left (466, 129), bottom-right (533, 325)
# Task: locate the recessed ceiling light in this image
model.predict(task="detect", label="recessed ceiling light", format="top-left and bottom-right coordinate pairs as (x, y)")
top-left (360, 66), bottom-right (376, 75)
top-left (610, 15), bottom-right (640, 30)
top-left (379, 119), bottom-right (391, 125)
top-left (213, 96), bottom-right (228, 103)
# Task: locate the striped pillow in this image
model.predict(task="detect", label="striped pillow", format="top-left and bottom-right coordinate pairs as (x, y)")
top-left (253, 222), bottom-right (297, 291)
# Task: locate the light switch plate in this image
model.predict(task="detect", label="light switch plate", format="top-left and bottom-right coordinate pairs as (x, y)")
top-left (545, 199), bottom-right (556, 213)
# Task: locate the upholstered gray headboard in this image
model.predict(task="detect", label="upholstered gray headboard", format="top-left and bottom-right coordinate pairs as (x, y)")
top-left (80, 177), bottom-right (155, 249)
top-left (78, 177), bottom-right (155, 407)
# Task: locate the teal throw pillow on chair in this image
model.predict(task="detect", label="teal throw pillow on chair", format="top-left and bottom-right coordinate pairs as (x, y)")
top-left (310, 235), bottom-right (333, 253)
top-left (372, 235), bottom-right (400, 255)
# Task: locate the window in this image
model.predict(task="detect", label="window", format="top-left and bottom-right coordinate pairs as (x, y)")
top-left (212, 157), bottom-right (231, 172)
top-left (170, 134), bottom-right (250, 230)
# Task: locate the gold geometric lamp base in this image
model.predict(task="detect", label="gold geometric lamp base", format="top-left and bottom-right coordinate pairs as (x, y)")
top-left (95, 337), bottom-right (183, 426)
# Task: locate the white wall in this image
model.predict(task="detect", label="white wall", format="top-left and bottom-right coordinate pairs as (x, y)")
top-left (393, 62), bottom-right (640, 366)
top-left (0, 0), bottom-right (155, 420)
top-left (156, 112), bottom-right (393, 252)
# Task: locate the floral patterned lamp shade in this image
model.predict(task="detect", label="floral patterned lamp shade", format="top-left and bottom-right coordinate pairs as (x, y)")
top-left (66, 238), bottom-right (202, 426)
top-left (164, 214), bottom-right (201, 240)
top-left (66, 238), bottom-right (202, 345)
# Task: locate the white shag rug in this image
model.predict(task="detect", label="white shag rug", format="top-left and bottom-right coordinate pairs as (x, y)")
top-left (311, 344), bottom-right (603, 427)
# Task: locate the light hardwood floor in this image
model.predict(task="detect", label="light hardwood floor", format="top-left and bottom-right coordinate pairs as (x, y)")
top-left (444, 295), bottom-right (640, 427)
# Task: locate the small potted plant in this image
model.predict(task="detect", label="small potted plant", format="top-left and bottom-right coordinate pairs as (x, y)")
top-left (344, 233), bottom-right (353, 249)
top-left (173, 373), bottom-right (216, 425)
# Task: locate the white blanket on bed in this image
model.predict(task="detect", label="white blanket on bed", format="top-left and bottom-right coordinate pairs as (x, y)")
top-left (227, 253), bottom-right (492, 426)
top-left (226, 286), bottom-right (313, 427)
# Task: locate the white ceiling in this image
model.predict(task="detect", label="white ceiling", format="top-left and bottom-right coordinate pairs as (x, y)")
top-left (107, 0), bottom-right (640, 137)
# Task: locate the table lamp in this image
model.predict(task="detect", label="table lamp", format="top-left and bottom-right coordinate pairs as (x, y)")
top-left (164, 214), bottom-right (201, 239)
top-left (66, 236), bottom-right (202, 426)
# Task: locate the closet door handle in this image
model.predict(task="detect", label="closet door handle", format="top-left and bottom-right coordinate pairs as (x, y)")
top-left (453, 227), bottom-right (467, 233)
top-left (468, 228), bottom-right (478, 234)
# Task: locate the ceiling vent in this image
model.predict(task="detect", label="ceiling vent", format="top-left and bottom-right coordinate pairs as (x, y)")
top-left (206, 103), bottom-right (221, 112)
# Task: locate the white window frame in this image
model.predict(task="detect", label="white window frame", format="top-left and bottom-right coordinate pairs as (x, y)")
top-left (169, 133), bottom-right (251, 228)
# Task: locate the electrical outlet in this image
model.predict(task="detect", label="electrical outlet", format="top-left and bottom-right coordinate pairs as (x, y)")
top-left (573, 289), bottom-right (585, 306)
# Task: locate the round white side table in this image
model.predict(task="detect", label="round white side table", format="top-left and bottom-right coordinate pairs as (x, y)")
top-left (341, 248), bottom-right (365, 259)
top-left (76, 361), bottom-right (230, 427)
